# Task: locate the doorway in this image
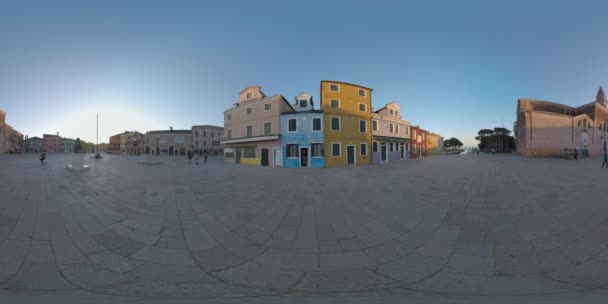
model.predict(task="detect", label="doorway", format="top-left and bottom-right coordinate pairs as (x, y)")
top-left (274, 148), bottom-right (282, 167)
top-left (381, 143), bottom-right (387, 162)
top-left (400, 143), bottom-right (405, 159)
top-left (236, 148), bottom-right (241, 164)
top-left (346, 145), bottom-right (355, 165)
top-left (169, 146), bottom-right (174, 155)
top-left (300, 147), bottom-right (309, 167)
top-left (261, 148), bottom-right (269, 166)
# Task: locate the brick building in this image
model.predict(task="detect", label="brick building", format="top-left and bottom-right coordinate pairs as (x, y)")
top-left (43, 133), bottom-right (62, 153)
top-left (516, 87), bottom-right (608, 157)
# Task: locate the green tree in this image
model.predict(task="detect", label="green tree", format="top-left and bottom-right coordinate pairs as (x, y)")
top-left (74, 138), bottom-right (83, 153)
top-left (449, 137), bottom-right (463, 149)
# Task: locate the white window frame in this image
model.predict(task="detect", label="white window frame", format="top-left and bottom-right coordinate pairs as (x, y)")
top-left (360, 143), bottom-right (368, 156)
top-left (330, 99), bottom-right (340, 109)
top-left (359, 120), bottom-right (367, 133)
top-left (331, 116), bottom-right (341, 131)
top-left (264, 103), bottom-right (272, 111)
top-left (227, 130), bottom-right (232, 139)
top-left (358, 103), bottom-right (366, 112)
top-left (288, 118), bottom-right (298, 133)
top-left (329, 83), bottom-right (340, 92)
top-left (372, 120), bottom-right (378, 131)
top-left (358, 88), bottom-right (366, 97)
top-left (246, 125), bottom-right (253, 137)
top-left (312, 117), bottom-right (322, 132)
top-left (331, 142), bottom-right (341, 157)
top-left (286, 143), bottom-right (299, 158)
top-left (247, 107), bottom-right (253, 115)
top-left (311, 142), bottom-right (324, 157)
top-left (372, 141), bottom-right (379, 153)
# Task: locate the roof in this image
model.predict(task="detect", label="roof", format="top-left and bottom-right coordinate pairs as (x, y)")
top-left (146, 130), bottom-right (191, 134)
top-left (191, 125), bottom-right (224, 129)
top-left (320, 80), bottom-right (373, 91)
top-left (224, 94), bottom-right (295, 113)
top-left (43, 134), bottom-right (61, 138)
top-left (281, 110), bottom-right (323, 115)
top-left (239, 86), bottom-right (262, 94)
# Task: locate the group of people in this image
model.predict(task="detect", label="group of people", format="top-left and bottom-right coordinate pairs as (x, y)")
top-left (187, 151), bottom-right (208, 165)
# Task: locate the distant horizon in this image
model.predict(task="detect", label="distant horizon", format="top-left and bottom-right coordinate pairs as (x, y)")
top-left (3, 0), bottom-right (608, 146)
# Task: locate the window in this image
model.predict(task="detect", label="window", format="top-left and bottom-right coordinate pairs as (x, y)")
top-left (247, 108), bottom-right (253, 115)
top-left (312, 143), bottom-right (324, 157)
top-left (332, 143), bottom-right (341, 157)
top-left (246, 92), bottom-right (253, 99)
top-left (246, 126), bottom-right (253, 137)
top-left (372, 142), bottom-right (378, 152)
top-left (195, 131), bottom-right (198, 136)
top-left (372, 120), bottom-right (378, 131)
top-left (227, 114), bottom-right (231, 120)
top-left (359, 104), bottom-right (366, 112)
top-left (175, 137), bottom-right (185, 144)
top-left (211, 132), bottom-right (214, 137)
top-left (390, 109), bottom-right (394, 115)
top-left (359, 120), bottom-right (367, 133)
top-left (331, 117), bottom-right (340, 131)
top-left (286, 144), bottom-right (299, 158)
top-left (203, 140), bottom-right (206, 146)
top-left (406, 127), bottom-right (410, 136)
top-left (196, 140), bottom-right (198, 147)
top-left (390, 124), bottom-right (394, 133)
top-left (203, 131), bottom-right (206, 136)
top-left (330, 99), bottom-right (340, 108)
top-left (358, 89), bottom-right (366, 97)
top-left (330, 84), bottom-right (339, 92)
top-left (288, 119), bottom-right (297, 132)
top-left (413, 144), bottom-right (417, 152)
top-left (360, 143), bottom-right (368, 156)
top-left (406, 143), bottom-right (409, 151)
top-left (313, 118), bottom-right (322, 131)
top-left (300, 100), bottom-right (307, 108)
top-left (227, 130), bottom-right (232, 139)
top-left (243, 147), bottom-right (255, 158)
top-left (264, 122), bottom-right (272, 135)
top-left (395, 111), bottom-right (399, 117)
top-left (396, 125), bottom-right (399, 134)
top-left (264, 103), bottom-right (272, 111)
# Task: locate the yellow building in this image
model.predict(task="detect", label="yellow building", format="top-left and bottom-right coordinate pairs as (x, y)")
top-left (321, 80), bottom-right (372, 167)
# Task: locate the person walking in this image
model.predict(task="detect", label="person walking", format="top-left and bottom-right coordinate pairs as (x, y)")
top-left (195, 153), bottom-right (199, 166)
top-left (574, 148), bottom-right (579, 160)
top-left (602, 149), bottom-right (608, 168)
top-left (204, 151), bottom-right (208, 163)
top-left (491, 148), bottom-right (495, 155)
top-left (188, 151), bottom-right (192, 164)
top-left (39, 151), bottom-right (46, 166)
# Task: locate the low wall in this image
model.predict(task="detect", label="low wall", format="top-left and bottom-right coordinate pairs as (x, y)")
top-left (240, 158), bottom-right (260, 165)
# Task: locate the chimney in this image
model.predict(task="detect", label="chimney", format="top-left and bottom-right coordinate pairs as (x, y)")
top-left (56, 132), bottom-right (59, 136)
top-left (170, 127), bottom-right (173, 132)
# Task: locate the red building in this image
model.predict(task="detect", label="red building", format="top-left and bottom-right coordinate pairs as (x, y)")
top-left (43, 133), bottom-right (62, 153)
top-left (109, 134), bottom-right (121, 154)
top-left (410, 125), bottom-right (428, 158)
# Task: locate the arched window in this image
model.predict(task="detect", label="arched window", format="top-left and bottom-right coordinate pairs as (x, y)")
top-left (578, 120), bottom-right (582, 127)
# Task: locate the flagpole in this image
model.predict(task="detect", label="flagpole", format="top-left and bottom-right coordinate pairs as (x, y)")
top-left (96, 113), bottom-right (99, 155)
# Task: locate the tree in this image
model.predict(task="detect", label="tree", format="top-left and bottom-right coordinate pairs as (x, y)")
top-left (449, 137), bottom-right (463, 149)
top-left (74, 138), bottom-right (83, 153)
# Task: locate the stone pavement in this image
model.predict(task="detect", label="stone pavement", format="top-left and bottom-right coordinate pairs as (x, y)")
top-left (1, 153), bottom-right (608, 303)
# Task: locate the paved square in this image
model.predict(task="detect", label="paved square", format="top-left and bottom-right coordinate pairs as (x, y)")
top-left (1, 153), bottom-right (608, 302)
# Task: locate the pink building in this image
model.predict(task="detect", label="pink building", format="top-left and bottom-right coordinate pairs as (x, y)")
top-left (371, 102), bottom-right (412, 163)
top-left (222, 86), bottom-right (294, 166)
top-left (43, 133), bottom-right (62, 153)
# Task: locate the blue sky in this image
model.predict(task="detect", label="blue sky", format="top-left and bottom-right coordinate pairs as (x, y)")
top-left (2, 0), bottom-right (608, 146)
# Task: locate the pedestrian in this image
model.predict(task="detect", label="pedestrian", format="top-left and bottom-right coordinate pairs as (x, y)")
top-left (204, 151), bottom-right (208, 163)
top-left (574, 148), bottom-right (579, 160)
top-left (195, 154), bottom-right (199, 166)
top-left (602, 149), bottom-right (608, 168)
top-left (491, 148), bottom-right (495, 155)
top-left (188, 151), bottom-right (192, 164)
top-left (39, 151), bottom-right (45, 166)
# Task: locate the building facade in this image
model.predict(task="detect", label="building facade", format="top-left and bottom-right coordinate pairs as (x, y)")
top-left (144, 128), bottom-right (192, 156)
top-left (97, 143), bottom-right (109, 153)
top-left (410, 125), bottom-right (428, 158)
top-left (192, 125), bottom-right (224, 156)
top-left (280, 92), bottom-right (325, 168)
top-left (25, 136), bottom-right (43, 153)
top-left (371, 102), bottom-right (411, 164)
top-left (62, 138), bottom-right (75, 153)
top-left (516, 87), bottom-right (608, 157)
top-left (427, 133), bottom-right (444, 153)
top-left (0, 110), bottom-right (24, 153)
top-left (109, 133), bottom-right (121, 154)
top-left (43, 133), bottom-right (62, 153)
top-left (222, 86), bottom-right (294, 166)
top-left (321, 81), bottom-right (373, 167)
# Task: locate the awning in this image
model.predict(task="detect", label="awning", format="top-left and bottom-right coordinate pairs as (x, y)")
top-left (221, 135), bottom-right (279, 145)
top-left (373, 136), bottom-right (411, 143)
